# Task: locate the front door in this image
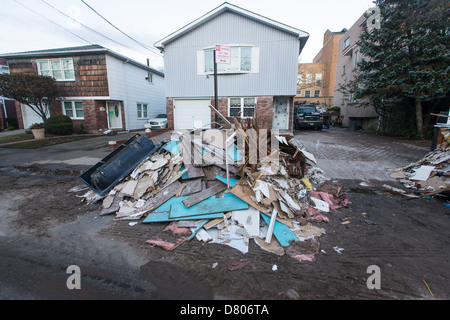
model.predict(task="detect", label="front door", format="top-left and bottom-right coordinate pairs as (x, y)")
top-left (107, 102), bottom-right (122, 129)
top-left (272, 97), bottom-right (289, 130)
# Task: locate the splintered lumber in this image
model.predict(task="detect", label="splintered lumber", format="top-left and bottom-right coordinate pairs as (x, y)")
top-left (169, 194), bottom-right (248, 219)
top-left (128, 180), bottom-right (182, 217)
top-left (229, 184), bottom-right (271, 214)
top-left (182, 183), bottom-right (227, 208)
top-left (209, 104), bottom-right (232, 128)
top-left (180, 178), bottom-right (203, 196)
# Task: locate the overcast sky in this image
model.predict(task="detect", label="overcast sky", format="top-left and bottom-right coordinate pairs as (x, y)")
top-left (1, 0), bottom-right (376, 70)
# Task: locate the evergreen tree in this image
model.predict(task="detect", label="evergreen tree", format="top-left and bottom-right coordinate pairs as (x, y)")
top-left (353, 0), bottom-right (450, 138)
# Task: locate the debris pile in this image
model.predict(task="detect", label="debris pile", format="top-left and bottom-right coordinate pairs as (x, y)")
top-left (75, 116), bottom-right (349, 262)
top-left (387, 135), bottom-right (450, 198)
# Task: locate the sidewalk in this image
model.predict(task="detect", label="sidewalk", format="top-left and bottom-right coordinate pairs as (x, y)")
top-left (0, 129), bottom-right (26, 137)
top-left (0, 129), bottom-right (173, 174)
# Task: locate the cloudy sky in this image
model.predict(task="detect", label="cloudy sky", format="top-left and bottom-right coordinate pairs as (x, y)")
top-left (1, 0), bottom-right (375, 70)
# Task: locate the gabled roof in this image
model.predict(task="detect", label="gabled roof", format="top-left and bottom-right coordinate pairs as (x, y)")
top-left (0, 44), bottom-right (164, 77)
top-left (155, 2), bottom-right (309, 53)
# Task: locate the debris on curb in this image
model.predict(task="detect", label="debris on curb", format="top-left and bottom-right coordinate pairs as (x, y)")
top-left (74, 116), bottom-right (350, 261)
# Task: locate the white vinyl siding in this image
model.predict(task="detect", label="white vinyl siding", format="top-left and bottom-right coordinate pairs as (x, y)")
top-left (38, 59), bottom-right (75, 81)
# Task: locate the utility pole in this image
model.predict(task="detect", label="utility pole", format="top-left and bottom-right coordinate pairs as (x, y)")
top-left (213, 49), bottom-right (218, 110)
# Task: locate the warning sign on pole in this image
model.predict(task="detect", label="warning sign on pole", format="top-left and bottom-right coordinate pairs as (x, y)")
top-left (215, 45), bottom-right (231, 64)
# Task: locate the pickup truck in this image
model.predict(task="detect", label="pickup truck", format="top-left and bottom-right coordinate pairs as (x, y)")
top-left (294, 107), bottom-right (324, 130)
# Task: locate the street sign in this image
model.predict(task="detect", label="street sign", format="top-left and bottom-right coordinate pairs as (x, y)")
top-left (215, 45), bottom-right (231, 64)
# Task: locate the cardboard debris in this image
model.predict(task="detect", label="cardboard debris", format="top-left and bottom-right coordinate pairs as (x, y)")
top-left (76, 115), bottom-right (350, 261)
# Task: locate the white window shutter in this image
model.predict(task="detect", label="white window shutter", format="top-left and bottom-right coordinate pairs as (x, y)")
top-left (197, 50), bottom-right (204, 75)
top-left (251, 47), bottom-right (260, 73)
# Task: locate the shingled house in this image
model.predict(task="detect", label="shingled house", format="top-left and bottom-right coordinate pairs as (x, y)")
top-left (0, 45), bottom-right (165, 132)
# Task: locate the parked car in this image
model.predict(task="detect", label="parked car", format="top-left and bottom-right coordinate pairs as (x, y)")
top-left (294, 107), bottom-right (324, 130)
top-left (147, 114), bottom-right (168, 129)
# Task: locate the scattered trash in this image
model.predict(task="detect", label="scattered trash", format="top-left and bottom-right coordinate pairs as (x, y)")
top-left (272, 264), bottom-right (278, 271)
top-left (387, 140), bottom-right (450, 199)
top-left (75, 114), bottom-right (349, 262)
top-left (333, 246), bottom-right (344, 254)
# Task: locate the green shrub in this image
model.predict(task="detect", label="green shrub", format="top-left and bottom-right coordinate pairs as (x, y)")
top-left (44, 115), bottom-right (74, 135)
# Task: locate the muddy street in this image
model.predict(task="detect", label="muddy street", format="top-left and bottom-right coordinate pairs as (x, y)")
top-left (0, 128), bottom-right (449, 301)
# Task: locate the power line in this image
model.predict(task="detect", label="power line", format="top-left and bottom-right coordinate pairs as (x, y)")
top-left (80, 0), bottom-right (162, 56)
top-left (38, 0), bottom-right (157, 57)
top-left (12, 0), bottom-right (93, 45)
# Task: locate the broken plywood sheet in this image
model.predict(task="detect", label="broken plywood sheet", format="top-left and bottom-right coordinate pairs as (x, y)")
top-left (230, 184), bottom-right (271, 214)
top-left (180, 178), bottom-right (203, 196)
top-left (124, 180), bottom-right (182, 218)
top-left (182, 183), bottom-right (227, 208)
top-left (254, 237), bottom-right (285, 256)
top-left (142, 196), bottom-right (223, 223)
top-left (169, 194), bottom-right (248, 219)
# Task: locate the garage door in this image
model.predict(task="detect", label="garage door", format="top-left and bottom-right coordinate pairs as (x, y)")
top-left (174, 99), bottom-right (211, 130)
top-left (21, 103), bottom-right (49, 128)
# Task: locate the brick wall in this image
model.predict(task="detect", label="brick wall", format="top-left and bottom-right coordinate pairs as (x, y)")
top-left (166, 98), bottom-right (174, 129)
top-left (256, 96), bottom-right (274, 130)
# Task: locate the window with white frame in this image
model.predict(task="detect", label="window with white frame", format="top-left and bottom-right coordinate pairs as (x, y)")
top-left (305, 90), bottom-right (311, 98)
top-left (229, 97), bottom-right (256, 118)
top-left (200, 46), bottom-right (259, 75)
top-left (63, 101), bottom-right (83, 119)
top-left (137, 103), bottom-right (149, 119)
top-left (205, 47), bottom-right (252, 73)
top-left (297, 74), bottom-right (302, 85)
top-left (38, 59), bottom-right (75, 81)
top-left (314, 90), bottom-right (321, 97)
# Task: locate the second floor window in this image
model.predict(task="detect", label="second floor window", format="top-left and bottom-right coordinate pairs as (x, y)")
top-left (205, 47), bottom-right (252, 73)
top-left (305, 90), bottom-right (311, 98)
top-left (314, 90), bottom-right (321, 97)
top-left (38, 59), bottom-right (75, 81)
top-left (199, 45), bottom-right (260, 75)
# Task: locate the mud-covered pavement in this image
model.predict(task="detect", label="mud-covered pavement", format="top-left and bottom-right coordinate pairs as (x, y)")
top-left (0, 128), bottom-right (449, 301)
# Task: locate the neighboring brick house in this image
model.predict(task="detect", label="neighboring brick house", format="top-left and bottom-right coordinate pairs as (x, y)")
top-left (154, 2), bottom-right (309, 132)
top-left (0, 45), bottom-right (165, 132)
top-left (334, 13), bottom-right (379, 130)
top-left (295, 29), bottom-right (346, 109)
